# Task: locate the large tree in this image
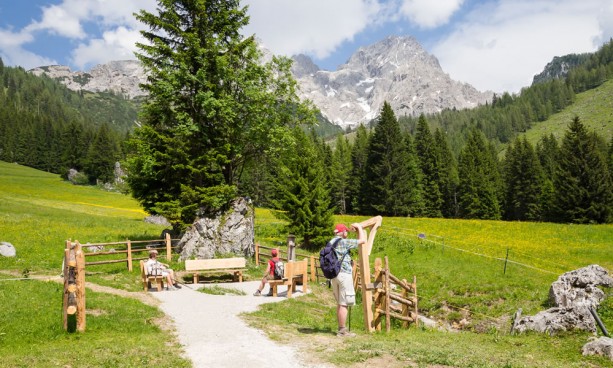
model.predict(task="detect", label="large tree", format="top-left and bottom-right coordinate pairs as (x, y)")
top-left (553, 116), bottom-right (612, 223)
top-left (271, 128), bottom-right (333, 250)
top-left (503, 137), bottom-right (543, 221)
top-left (457, 128), bottom-right (502, 220)
top-left (364, 101), bottom-right (413, 216)
top-left (414, 115), bottom-right (443, 217)
top-left (126, 0), bottom-right (315, 229)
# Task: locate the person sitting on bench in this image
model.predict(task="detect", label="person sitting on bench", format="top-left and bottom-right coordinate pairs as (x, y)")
top-left (146, 250), bottom-right (181, 291)
top-left (253, 248), bottom-right (281, 296)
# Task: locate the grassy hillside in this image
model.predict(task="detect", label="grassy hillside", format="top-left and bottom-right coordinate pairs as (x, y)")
top-left (1, 161), bottom-right (612, 367)
top-left (520, 78), bottom-right (613, 145)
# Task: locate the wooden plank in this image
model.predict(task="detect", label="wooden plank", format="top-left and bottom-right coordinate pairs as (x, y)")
top-left (185, 257), bottom-right (246, 271)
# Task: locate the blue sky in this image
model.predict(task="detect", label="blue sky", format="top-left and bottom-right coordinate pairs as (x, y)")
top-left (1, 0), bottom-right (612, 93)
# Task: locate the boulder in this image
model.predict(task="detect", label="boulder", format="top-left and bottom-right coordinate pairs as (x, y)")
top-left (549, 264), bottom-right (613, 308)
top-left (582, 336), bottom-right (613, 361)
top-left (177, 197), bottom-right (254, 261)
top-left (512, 265), bottom-right (611, 335)
top-left (0, 242), bottom-right (16, 257)
top-left (511, 307), bottom-right (596, 335)
top-left (144, 215), bottom-right (171, 227)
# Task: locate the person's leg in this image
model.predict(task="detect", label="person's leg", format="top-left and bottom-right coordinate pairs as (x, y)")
top-left (337, 304), bottom-right (348, 328)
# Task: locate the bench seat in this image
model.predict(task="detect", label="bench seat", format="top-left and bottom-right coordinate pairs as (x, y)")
top-left (267, 259), bottom-right (308, 297)
top-left (185, 257), bottom-right (246, 284)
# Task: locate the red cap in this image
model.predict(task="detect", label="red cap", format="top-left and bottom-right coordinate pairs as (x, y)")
top-left (334, 224), bottom-right (349, 234)
top-left (271, 249), bottom-right (278, 256)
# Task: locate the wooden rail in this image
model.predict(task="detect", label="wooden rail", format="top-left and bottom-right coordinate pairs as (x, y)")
top-left (77, 233), bottom-right (179, 271)
top-left (372, 256), bottom-right (418, 332)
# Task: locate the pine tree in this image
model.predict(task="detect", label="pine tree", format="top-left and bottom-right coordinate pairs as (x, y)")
top-left (272, 128), bottom-right (333, 250)
top-left (330, 134), bottom-right (352, 214)
top-left (457, 128), bottom-right (502, 219)
top-left (348, 124), bottom-right (370, 214)
top-left (364, 101), bottom-right (412, 216)
top-left (434, 128), bottom-right (459, 218)
top-left (403, 132), bottom-right (425, 217)
top-left (127, 0), bottom-right (316, 229)
top-left (553, 116), bottom-right (612, 223)
top-left (414, 115), bottom-right (443, 217)
top-left (503, 137), bottom-right (543, 221)
top-left (84, 123), bottom-right (121, 184)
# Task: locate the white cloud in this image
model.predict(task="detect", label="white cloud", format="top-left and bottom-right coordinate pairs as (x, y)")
top-left (399, 0), bottom-right (464, 28)
top-left (432, 0), bottom-right (610, 93)
top-left (26, 3), bottom-right (86, 38)
top-left (71, 26), bottom-right (142, 69)
top-left (242, 0), bottom-right (388, 59)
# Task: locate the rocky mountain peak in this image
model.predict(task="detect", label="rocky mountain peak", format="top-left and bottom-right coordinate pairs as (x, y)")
top-left (30, 36), bottom-right (492, 129)
top-left (293, 35), bottom-right (493, 128)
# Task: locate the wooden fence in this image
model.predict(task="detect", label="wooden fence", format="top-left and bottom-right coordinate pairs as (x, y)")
top-left (372, 256), bottom-right (418, 331)
top-left (80, 233), bottom-right (179, 271)
top-left (63, 240), bottom-right (85, 332)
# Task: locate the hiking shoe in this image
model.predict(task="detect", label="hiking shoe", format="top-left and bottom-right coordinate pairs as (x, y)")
top-left (253, 290), bottom-right (262, 296)
top-left (337, 328), bottom-right (356, 337)
top-left (173, 283), bottom-right (182, 289)
top-left (166, 286), bottom-right (178, 291)
top-left (266, 290), bottom-right (274, 296)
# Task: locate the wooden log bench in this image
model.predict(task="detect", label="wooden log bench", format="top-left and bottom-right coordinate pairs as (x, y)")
top-left (267, 258), bottom-right (308, 297)
top-left (140, 260), bottom-right (165, 291)
top-left (185, 257), bottom-right (246, 284)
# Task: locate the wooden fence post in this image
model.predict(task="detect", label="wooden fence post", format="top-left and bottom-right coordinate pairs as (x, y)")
top-left (384, 256), bottom-right (391, 332)
top-left (401, 278), bottom-right (409, 328)
top-left (63, 240), bottom-right (71, 330)
top-left (255, 243), bottom-right (260, 265)
top-left (310, 255), bottom-right (316, 282)
top-left (126, 239), bottom-right (133, 272)
top-left (165, 232), bottom-right (172, 261)
top-left (75, 241), bottom-right (86, 332)
top-left (413, 275), bottom-right (418, 328)
top-left (372, 258), bottom-right (383, 331)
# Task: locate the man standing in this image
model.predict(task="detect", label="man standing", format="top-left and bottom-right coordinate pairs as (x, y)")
top-left (331, 223), bottom-right (366, 337)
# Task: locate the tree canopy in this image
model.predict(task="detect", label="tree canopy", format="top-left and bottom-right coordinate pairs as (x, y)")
top-left (126, 0), bottom-right (316, 229)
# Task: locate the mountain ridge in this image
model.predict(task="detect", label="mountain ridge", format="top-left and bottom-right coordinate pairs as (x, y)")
top-left (29, 35), bottom-right (494, 128)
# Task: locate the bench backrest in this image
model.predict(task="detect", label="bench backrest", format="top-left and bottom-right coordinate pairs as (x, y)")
top-left (283, 258), bottom-right (307, 278)
top-left (185, 257), bottom-right (246, 271)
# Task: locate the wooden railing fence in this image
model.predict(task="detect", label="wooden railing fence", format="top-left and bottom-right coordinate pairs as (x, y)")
top-left (80, 233), bottom-right (179, 271)
top-left (254, 243), bottom-right (318, 282)
top-left (372, 256), bottom-right (418, 331)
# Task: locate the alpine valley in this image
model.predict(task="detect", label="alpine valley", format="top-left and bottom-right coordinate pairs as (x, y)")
top-left (29, 35), bottom-right (493, 130)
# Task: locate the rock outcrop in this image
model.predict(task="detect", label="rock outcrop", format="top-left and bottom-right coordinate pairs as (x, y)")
top-left (512, 265), bottom-right (612, 335)
top-left (177, 197), bottom-right (254, 261)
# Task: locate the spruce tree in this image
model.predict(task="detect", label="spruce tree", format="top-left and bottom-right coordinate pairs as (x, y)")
top-left (364, 101), bottom-right (412, 216)
top-left (348, 124), bottom-right (370, 214)
top-left (84, 123), bottom-right (121, 184)
top-left (330, 134), bottom-right (352, 214)
top-left (503, 137), bottom-right (543, 221)
top-left (457, 128), bottom-right (502, 219)
top-left (553, 116), bottom-right (612, 223)
top-left (127, 0), bottom-right (315, 228)
top-left (272, 128), bottom-right (333, 250)
top-left (414, 115), bottom-right (443, 217)
top-left (434, 128), bottom-right (459, 218)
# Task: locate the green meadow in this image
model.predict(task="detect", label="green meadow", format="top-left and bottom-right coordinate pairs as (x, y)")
top-left (1, 160), bottom-right (612, 367)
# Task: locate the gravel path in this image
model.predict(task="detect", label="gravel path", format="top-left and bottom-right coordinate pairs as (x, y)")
top-left (150, 281), bottom-right (328, 368)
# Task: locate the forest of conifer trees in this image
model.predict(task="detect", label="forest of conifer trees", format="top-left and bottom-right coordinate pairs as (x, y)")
top-left (1, 39), bottom-right (612, 225)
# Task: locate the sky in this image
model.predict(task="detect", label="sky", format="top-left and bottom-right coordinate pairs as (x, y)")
top-left (0, 0), bottom-right (612, 94)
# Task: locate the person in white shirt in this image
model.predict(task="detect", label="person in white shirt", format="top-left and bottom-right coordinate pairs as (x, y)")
top-left (146, 250), bottom-right (180, 291)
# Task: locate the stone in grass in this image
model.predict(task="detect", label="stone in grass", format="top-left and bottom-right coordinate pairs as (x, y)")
top-left (582, 336), bottom-right (613, 361)
top-left (0, 242), bottom-right (16, 257)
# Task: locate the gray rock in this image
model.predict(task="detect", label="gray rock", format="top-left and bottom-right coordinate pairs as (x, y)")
top-left (0, 242), bottom-right (16, 257)
top-left (549, 264), bottom-right (613, 308)
top-left (177, 197), bottom-right (254, 261)
top-left (512, 265), bottom-right (611, 335)
top-left (144, 215), bottom-right (171, 227)
top-left (582, 336), bottom-right (613, 361)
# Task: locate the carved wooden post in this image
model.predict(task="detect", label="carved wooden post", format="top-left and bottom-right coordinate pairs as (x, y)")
top-left (401, 278), bottom-right (409, 328)
top-left (356, 215), bottom-right (382, 333)
top-left (287, 234), bottom-right (296, 261)
top-left (372, 257), bottom-right (383, 331)
top-left (310, 255), bottom-right (316, 282)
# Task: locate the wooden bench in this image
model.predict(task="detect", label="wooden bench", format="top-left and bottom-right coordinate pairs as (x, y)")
top-left (185, 257), bottom-right (246, 284)
top-left (268, 259), bottom-right (308, 297)
top-left (140, 260), bottom-right (165, 291)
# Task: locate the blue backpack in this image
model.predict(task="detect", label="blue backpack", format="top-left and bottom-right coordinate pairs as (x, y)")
top-left (319, 238), bottom-right (347, 279)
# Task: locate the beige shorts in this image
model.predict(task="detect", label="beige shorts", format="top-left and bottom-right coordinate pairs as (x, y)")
top-left (331, 272), bottom-right (355, 306)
